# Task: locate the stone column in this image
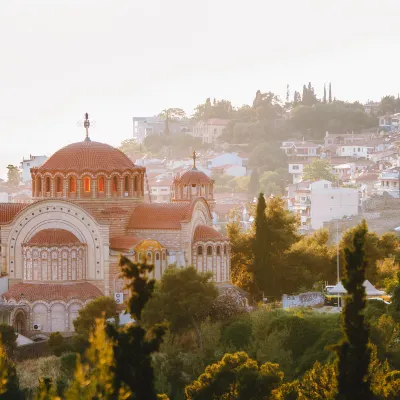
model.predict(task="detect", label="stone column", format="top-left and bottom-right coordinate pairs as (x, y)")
top-left (77, 179), bottom-right (81, 199)
top-left (106, 179), bottom-right (111, 199)
top-left (92, 179), bottom-right (97, 199)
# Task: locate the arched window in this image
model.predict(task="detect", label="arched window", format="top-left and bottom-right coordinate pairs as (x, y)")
top-left (112, 176), bottom-right (118, 193)
top-left (83, 176), bottom-right (91, 192)
top-left (147, 252), bottom-right (152, 262)
top-left (98, 176), bottom-right (105, 192)
top-left (191, 184), bottom-right (197, 195)
top-left (224, 245), bottom-right (227, 254)
top-left (207, 246), bottom-right (212, 256)
top-left (56, 177), bottom-right (62, 193)
top-left (197, 246), bottom-right (203, 256)
top-left (124, 176), bottom-right (129, 193)
top-left (37, 177), bottom-right (42, 195)
top-left (216, 246), bottom-right (221, 256)
top-left (156, 253), bottom-right (160, 261)
top-left (45, 177), bottom-right (51, 193)
top-left (69, 176), bottom-right (76, 193)
top-left (162, 253), bottom-right (166, 260)
top-left (133, 176), bottom-right (138, 191)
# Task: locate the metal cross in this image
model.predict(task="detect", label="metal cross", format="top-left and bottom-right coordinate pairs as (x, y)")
top-left (192, 151), bottom-right (198, 169)
top-left (84, 113), bottom-right (90, 140)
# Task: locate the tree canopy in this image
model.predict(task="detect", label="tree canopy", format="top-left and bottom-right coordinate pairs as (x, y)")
top-left (302, 159), bottom-right (336, 182)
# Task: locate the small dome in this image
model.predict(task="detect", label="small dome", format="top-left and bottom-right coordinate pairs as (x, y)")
top-left (175, 168), bottom-right (213, 185)
top-left (37, 140), bottom-right (136, 172)
top-left (26, 229), bottom-right (82, 246)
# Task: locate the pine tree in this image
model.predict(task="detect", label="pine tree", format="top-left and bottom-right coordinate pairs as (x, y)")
top-left (323, 84), bottom-right (327, 103)
top-left (335, 220), bottom-right (373, 400)
top-left (286, 84), bottom-right (290, 103)
top-left (106, 257), bottom-right (166, 399)
top-left (329, 82), bottom-right (332, 103)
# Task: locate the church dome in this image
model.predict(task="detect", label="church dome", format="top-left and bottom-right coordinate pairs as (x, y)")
top-left (175, 168), bottom-right (212, 185)
top-left (37, 140), bottom-right (135, 173)
top-left (26, 229), bottom-right (82, 247)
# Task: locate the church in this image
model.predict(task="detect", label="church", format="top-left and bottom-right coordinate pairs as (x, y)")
top-left (0, 118), bottom-right (230, 338)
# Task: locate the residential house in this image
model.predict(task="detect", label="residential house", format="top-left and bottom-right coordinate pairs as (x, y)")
top-left (20, 155), bottom-right (48, 183)
top-left (336, 144), bottom-right (373, 158)
top-left (324, 132), bottom-right (377, 147)
top-left (205, 152), bottom-right (247, 169)
top-left (378, 169), bottom-right (400, 197)
top-left (193, 118), bottom-right (230, 144)
top-left (148, 177), bottom-right (173, 203)
top-left (379, 114), bottom-right (400, 133)
top-left (292, 180), bottom-right (359, 230)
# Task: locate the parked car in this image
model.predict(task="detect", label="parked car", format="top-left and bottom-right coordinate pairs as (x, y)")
top-left (367, 297), bottom-right (391, 305)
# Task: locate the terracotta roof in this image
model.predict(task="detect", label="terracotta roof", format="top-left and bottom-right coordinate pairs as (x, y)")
top-left (0, 203), bottom-right (29, 225)
top-left (174, 168), bottom-right (213, 185)
top-left (36, 140), bottom-right (137, 172)
top-left (354, 173), bottom-right (379, 182)
top-left (3, 282), bottom-right (102, 302)
top-left (128, 203), bottom-right (192, 229)
top-left (194, 225), bottom-right (228, 241)
top-left (26, 229), bottom-right (81, 246)
top-left (110, 235), bottom-right (143, 251)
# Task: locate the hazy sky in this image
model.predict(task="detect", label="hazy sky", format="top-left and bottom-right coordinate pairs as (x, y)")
top-left (1, 0), bottom-right (399, 178)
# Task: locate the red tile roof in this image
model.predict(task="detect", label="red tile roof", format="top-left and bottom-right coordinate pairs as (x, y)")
top-left (26, 229), bottom-right (81, 246)
top-left (3, 282), bottom-right (102, 302)
top-left (0, 203), bottom-right (29, 225)
top-left (193, 225), bottom-right (228, 241)
top-left (174, 168), bottom-right (213, 185)
top-left (36, 140), bottom-right (138, 172)
top-left (128, 203), bottom-right (192, 229)
top-left (110, 235), bottom-right (143, 251)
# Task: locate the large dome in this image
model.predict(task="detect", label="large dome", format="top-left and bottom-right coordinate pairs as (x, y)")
top-left (38, 140), bottom-right (135, 172)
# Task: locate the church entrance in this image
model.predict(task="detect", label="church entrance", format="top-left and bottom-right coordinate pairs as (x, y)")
top-left (14, 310), bottom-right (27, 336)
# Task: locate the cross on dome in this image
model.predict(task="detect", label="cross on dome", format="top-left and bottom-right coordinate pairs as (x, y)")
top-left (191, 150), bottom-right (198, 170)
top-left (84, 112), bottom-right (91, 142)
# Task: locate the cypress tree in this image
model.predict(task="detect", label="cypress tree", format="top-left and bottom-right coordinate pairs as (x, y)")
top-left (335, 220), bottom-right (373, 400)
top-left (286, 84), bottom-right (290, 103)
top-left (323, 84), bottom-right (327, 103)
top-left (302, 85), bottom-right (307, 105)
top-left (250, 193), bottom-right (268, 299)
top-left (329, 82), bottom-right (332, 103)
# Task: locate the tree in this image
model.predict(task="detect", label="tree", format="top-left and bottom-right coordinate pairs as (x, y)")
top-left (193, 98), bottom-right (233, 120)
top-left (159, 108), bottom-right (186, 136)
top-left (329, 83), bottom-right (332, 103)
top-left (248, 168), bottom-right (260, 198)
top-left (0, 339), bottom-right (21, 399)
top-left (185, 352), bottom-right (284, 400)
top-left (0, 325), bottom-right (17, 357)
top-left (105, 256), bottom-right (166, 399)
top-left (251, 195), bottom-right (299, 299)
top-left (48, 332), bottom-right (68, 357)
top-left (65, 319), bottom-right (131, 399)
top-left (118, 138), bottom-right (141, 158)
top-left (143, 266), bottom-right (218, 349)
top-left (34, 377), bottom-right (59, 400)
top-left (323, 84), bottom-right (327, 104)
top-left (6, 165), bottom-right (20, 187)
top-left (335, 220), bottom-right (374, 400)
top-left (302, 159), bottom-right (336, 182)
top-left (73, 296), bottom-right (117, 346)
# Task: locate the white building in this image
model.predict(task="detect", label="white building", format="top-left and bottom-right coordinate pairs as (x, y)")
top-left (20, 155), bottom-right (48, 183)
top-left (288, 161), bottom-right (309, 183)
top-left (378, 169), bottom-right (400, 196)
top-left (193, 119), bottom-right (229, 144)
top-left (292, 180), bottom-right (359, 230)
top-left (336, 145), bottom-right (372, 158)
top-left (205, 153), bottom-right (246, 169)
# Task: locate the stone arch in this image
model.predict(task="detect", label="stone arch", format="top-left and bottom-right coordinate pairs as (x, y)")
top-left (51, 303), bottom-right (66, 332)
top-left (13, 309), bottom-right (27, 335)
top-left (5, 200), bottom-right (109, 287)
top-left (68, 302), bottom-right (83, 331)
top-left (32, 302), bottom-right (48, 331)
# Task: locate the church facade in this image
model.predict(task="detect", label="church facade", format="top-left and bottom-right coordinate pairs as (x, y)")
top-left (0, 130), bottom-right (230, 338)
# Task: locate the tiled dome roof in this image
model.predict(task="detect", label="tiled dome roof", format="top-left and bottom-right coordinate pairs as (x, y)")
top-left (26, 229), bottom-right (82, 246)
top-left (193, 225), bottom-right (228, 241)
top-left (0, 203), bottom-right (29, 225)
top-left (3, 282), bottom-right (102, 302)
top-left (175, 168), bottom-right (213, 185)
top-left (37, 140), bottom-right (136, 172)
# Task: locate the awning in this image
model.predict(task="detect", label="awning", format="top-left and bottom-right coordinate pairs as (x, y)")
top-left (328, 280), bottom-right (385, 296)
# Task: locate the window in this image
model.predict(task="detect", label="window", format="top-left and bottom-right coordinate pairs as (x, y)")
top-left (156, 253), bottom-right (160, 261)
top-left (98, 176), bottom-right (105, 192)
top-left (124, 176), bottom-right (129, 192)
top-left (37, 177), bottom-right (42, 194)
top-left (162, 253), bottom-right (166, 260)
top-left (191, 184), bottom-right (197, 195)
top-left (133, 176), bottom-right (138, 191)
top-left (83, 177), bottom-right (91, 192)
top-left (197, 246), bottom-right (203, 256)
top-left (357, 148), bottom-right (360, 152)
top-left (292, 165), bottom-right (299, 170)
top-left (324, 184), bottom-right (328, 189)
top-left (147, 252), bottom-right (152, 262)
top-left (56, 177), bottom-right (62, 192)
top-left (27, 163), bottom-right (30, 167)
top-left (45, 177), bottom-right (51, 193)
top-left (216, 246), bottom-right (221, 256)
top-left (224, 245), bottom-right (227, 254)
top-left (69, 176), bottom-right (76, 193)
top-left (207, 246), bottom-right (212, 256)
top-left (112, 176), bottom-right (118, 192)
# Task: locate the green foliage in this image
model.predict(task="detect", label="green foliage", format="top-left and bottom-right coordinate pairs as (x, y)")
top-left (185, 351), bottom-right (284, 400)
top-left (34, 377), bottom-right (58, 400)
top-left (248, 168), bottom-right (260, 197)
top-left (0, 338), bottom-right (21, 399)
top-left (335, 220), bottom-right (374, 399)
top-left (143, 266), bottom-right (217, 349)
top-left (105, 256), bottom-right (166, 399)
top-left (248, 142), bottom-right (286, 170)
top-left (194, 98), bottom-right (233, 120)
top-left (6, 164), bottom-right (20, 187)
top-left (72, 296), bottom-right (117, 349)
top-left (159, 108), bottom-right (186, 136)
top-left (302, 159), bottom-right (336, 182)
top-left (0, 325), bottom-right (17, 356)
top-left (118, 138), bottom-right (142, 158)
top-left (48, 332), bottom-right (68, 357)
top-left (222, 319), bottom-right (253, 350)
